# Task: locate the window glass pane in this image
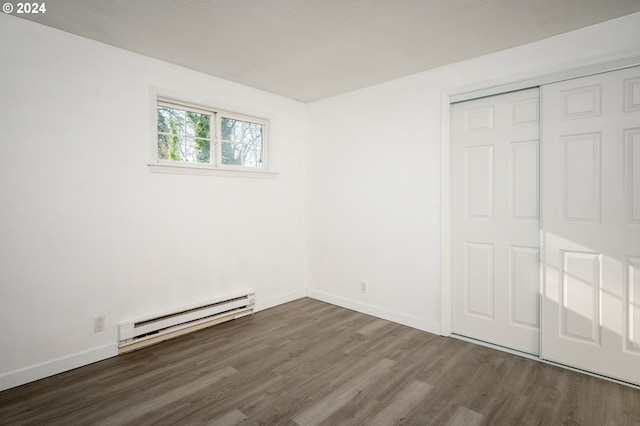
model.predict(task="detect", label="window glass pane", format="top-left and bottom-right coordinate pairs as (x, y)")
top-left (221, 117), bottom-right (263, 167)
top-left (159, 106), bottom-right (185, 134)
top-left (244, 146), bottom-right (262, 167)
top-left (189, 137), bottom-right (210, 163)
top-left (157, 134), bottom-right (170, 160)
top-left (186, 111), bottom-right (211, 139)
top-left (157, 105), bottom-right (211, 164)
top-left (157, 107), bottom-right (171, 134)
top-left (167, 135), bottom-right (186, 161)
top-left (221, 141), bottom-right (242, 165)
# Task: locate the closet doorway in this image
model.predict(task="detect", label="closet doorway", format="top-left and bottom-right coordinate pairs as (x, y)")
top-left (449, 65), bottom-right (640, 385)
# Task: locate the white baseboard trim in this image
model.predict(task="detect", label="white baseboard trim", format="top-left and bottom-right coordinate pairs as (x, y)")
top-left (255, 288), bottom-right (306, 312)
top-left (0, 289), bottom-right (305, 392)
top-left (306, 289), bottom-right (440, 335)
top-left (0, 344), bottom-right (118, 392)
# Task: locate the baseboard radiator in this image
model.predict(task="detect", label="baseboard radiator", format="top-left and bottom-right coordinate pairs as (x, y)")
top-left (118, 291), bottom-right (255, 354)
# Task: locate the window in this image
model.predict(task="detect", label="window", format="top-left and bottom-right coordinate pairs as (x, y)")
top-left (150, 97), bottom-right (274, 177)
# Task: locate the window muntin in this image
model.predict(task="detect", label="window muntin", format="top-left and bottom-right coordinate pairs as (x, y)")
top-left (154, 98), bottom-right (267, 171)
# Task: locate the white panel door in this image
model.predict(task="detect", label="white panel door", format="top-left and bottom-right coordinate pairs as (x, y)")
top-left (452, 88), bottom-right (540, 355)
top-left (542, 66), bottom-right (640, 385)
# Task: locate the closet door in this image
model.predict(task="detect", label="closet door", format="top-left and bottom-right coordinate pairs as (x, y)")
top-left (452, 88), bottom-right (540, 355)
top-left (542, 66), bottom-right (640, 385)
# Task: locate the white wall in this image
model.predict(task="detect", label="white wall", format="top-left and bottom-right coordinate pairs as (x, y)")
top-left (0, 14), bottom-right (307, 390)
top-left (306, 12), bottom-right (640, 333)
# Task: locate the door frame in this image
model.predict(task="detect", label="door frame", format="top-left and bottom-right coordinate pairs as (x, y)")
top-left (440, 47), bottom-right (640, 338)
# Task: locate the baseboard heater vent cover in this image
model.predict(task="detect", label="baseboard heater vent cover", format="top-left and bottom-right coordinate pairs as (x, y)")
top-left (118, 290), bottom-right (255, 353)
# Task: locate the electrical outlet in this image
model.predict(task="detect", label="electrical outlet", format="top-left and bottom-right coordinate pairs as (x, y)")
top-left (94, 315), bottom-right (105, 333)
top-left (360, 280), bottom-right (368, 294)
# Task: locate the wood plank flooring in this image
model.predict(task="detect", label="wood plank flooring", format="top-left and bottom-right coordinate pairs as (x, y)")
top-left (1, 298), bottom-right (639, 425)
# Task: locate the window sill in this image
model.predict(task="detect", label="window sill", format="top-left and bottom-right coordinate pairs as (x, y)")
top-left (148, 162), bottom-right (278, 178)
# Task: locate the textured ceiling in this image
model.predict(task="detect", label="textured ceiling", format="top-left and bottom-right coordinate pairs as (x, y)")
top-left (13, 0), bottom-right (640, 102)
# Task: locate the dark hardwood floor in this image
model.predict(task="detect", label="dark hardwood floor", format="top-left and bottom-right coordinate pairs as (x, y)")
top-left (1, 298), bottom-right (639, 425)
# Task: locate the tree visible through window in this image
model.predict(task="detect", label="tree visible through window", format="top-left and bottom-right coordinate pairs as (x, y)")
top-left (157, 104), bottom-right (211, 163)
top-left (221, 117), bottom-right (263, 167)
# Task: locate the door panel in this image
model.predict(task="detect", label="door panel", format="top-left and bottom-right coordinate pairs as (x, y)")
top-left (452, 88), bottom-right (540, 355)
top-left (510, 246), bottom-right (539, 328)
top-left (542, 65), bottom-right (640, 385)
top-left (628, 256), bottom-right (640, 352)
top-left (561, 133), bottom-right (601, 222)
top-left (465, 145), bottom-right (494, 219)
top-left (561, 250), bottom-right (601, 344)
top-left (511, 140), bottom-right (539, 220)
top-left (626, 128), bottom-right (640, 224)
top-left (465, 242), bottom-right (494, 319)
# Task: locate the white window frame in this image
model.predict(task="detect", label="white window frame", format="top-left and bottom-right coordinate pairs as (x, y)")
top-left (148, 91), bottom-right (277, 178)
